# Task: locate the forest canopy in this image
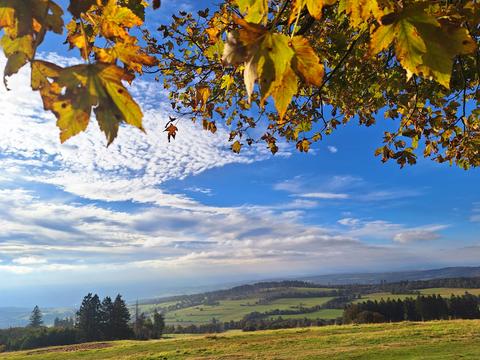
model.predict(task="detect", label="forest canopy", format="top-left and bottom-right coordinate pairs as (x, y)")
top-left (0, 0), bottom-right (479, 168)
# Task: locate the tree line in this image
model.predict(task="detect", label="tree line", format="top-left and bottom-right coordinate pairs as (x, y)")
top-left (344, 294), bottom-right (480, 324)
top-left (165, 317), bottom-right (337, 334)
top-left (0, 293), bottom-right (165, 352)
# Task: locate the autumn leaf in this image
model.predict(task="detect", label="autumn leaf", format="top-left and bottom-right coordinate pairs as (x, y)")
top-left (30, 59), bottom-right (62, 109)
top-left (68, 0), bottom-right (96, 18)
top-left (36, 63), bottom-right (144, 144)
top-left (0, 2), bottom-right (16, 29)
top-left (118, 0), bottom-right (149, 21)
top-left (195, 85), bottom-right (211, 112)
top-left (66, 20), bottom-right (93, 60)
top-left (94, 41), bottom-right (158, 73)
top-left (296, 139), bottom-right (311, 152)
top-left (370, 4), bottom-right (477, 87)
top-left (268, 66), bottom-right (298, 120)
top-left (165, 123), bottom-right (178, 142)
top-left (97, 0), bottom-right (142, 41)
top-left (0, 35), bottom-right (34, 83)
top-left (0, 0), bottom-right (63, 85)
top-left (289, 0), bottom-right (337, 24)
top-left (291, 36), bottom-right (324, 87)
top-left (255, 33), bottom-right (294, 111)
top-left (232, 140), bottom-right (242, 153)
top-left (339, 0), bottom-right (385, 27)
top-left (235, 0), bottom-right (268, 25)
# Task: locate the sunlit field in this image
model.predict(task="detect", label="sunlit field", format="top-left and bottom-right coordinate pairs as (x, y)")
top-left (2, 320), bottom-right (480, 360)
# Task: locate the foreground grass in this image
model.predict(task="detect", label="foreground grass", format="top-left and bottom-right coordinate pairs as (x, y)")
top-left (2, 320), bottom-right (480, 359)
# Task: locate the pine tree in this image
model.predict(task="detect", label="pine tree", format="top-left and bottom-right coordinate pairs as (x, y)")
top-left (76, 293), bottom-right (102, 341)
top-left (111, 294), bottom-right (132, 340)
top-left (29, 305), bottom-right (43, 328)
top-left (100, 296), bottom-right (114, 340)
top-left (152, 310), bottom-right (165, 339)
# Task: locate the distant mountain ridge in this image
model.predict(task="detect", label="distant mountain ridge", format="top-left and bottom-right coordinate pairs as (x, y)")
top-left (300, 266), bottom-right (480, 285)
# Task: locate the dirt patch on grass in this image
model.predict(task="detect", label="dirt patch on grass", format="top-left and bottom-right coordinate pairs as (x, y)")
top-left (26, 342), bottom-right (112, 355)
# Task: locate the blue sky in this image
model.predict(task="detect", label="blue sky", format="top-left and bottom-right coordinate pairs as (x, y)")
top-left (0, 1), bottom-right (479, 307)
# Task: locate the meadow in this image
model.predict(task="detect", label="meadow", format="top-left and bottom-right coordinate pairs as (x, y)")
top-left (1, 320), bottom-right (480, 359)
top-left (355, 288), bottom-right (480, 303)
top-left (136, 286), bottom-right (480, 326)
top-left (165, 296), bottom-right (334, 325)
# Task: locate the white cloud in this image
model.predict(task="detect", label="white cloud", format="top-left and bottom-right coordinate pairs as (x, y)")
top-left (342, 219), bottom-right (448, 244)
top-left (357, 190), bottom-right (422, 202)
top-left (273, 176), bottom-right (303, 192)
top-left (296, 192), bottom-right (349, 199)
top-left (327, 146), bottom-right (338, 154)
top-left (392, 225), bottom-right (449, 244)
top-left (12, 257), bottom-right (48, 265)
top-left (338, 218), bottom-right (361, 226)
top-left (185, 187), bottom-right (213, 195)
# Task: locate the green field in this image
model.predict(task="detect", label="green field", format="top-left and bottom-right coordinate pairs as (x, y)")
top-left (2, 320), bottom-right (480, 359)
top-left (134, 287), bottom-right (480, 325)
top-left (165, 297), bottom-right (334, 324)
top-left (269, 308), bottom-right (343, 320)
top-left (355, 288), bottom-right (480, 303)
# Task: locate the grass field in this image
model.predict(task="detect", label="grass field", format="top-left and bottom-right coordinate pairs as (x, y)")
top-left (2, 320), bottom-right (480, 359)
top-left (269, 308), bottom-right (343, 320)
top-left (165, 297), bottom-right (335, 324)
top-left (141, 287), bottom-right (480, 325)
top-left (355, 288), bottom-right (480, 303)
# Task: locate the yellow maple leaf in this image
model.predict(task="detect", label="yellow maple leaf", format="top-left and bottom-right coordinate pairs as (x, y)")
top-left (35, 63), bottom-right (143, 144)
top-left (98, 0), bottom-right (142, 41)
top-left (370, 4), bottom-right (477, 88)
top-left (95, 41), bottom-right (157, 73)
top-left (291, 36), bottom-right (324, 87)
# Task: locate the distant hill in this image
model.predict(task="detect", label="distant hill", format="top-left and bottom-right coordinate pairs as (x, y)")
top-left (300, 266), bottom-right (480, 285)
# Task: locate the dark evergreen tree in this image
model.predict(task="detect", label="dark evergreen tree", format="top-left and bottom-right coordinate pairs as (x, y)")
top-left (111, 294), bottom-right (132, 340)
top-left (76, 293), bottom-right (102, 341)
top-left (29, 306), bottom-right (43, 328)
top-left (152, 310), bottom-right (165, 339)
top-left (133, 313), bottom-right (152, 340)
top-left (100, 296), bottom-right (114, 340)
top-left (54, 317), bottom-right (75, 329)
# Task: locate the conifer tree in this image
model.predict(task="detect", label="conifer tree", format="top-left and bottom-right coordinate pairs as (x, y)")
top-left (111, 294), bottom-right (132, 340)
top-left (76, 293), bottom-right (102, 341)
top-left (100, 296), bottom-right (114, 340)
top-left (152, 310), bottom-right (165, 339)
top-left (29, 306), bottom-right (43, 328)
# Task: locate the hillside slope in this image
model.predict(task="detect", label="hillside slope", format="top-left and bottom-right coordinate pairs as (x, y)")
top-left (2, 320), bottom-right (480, 359)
